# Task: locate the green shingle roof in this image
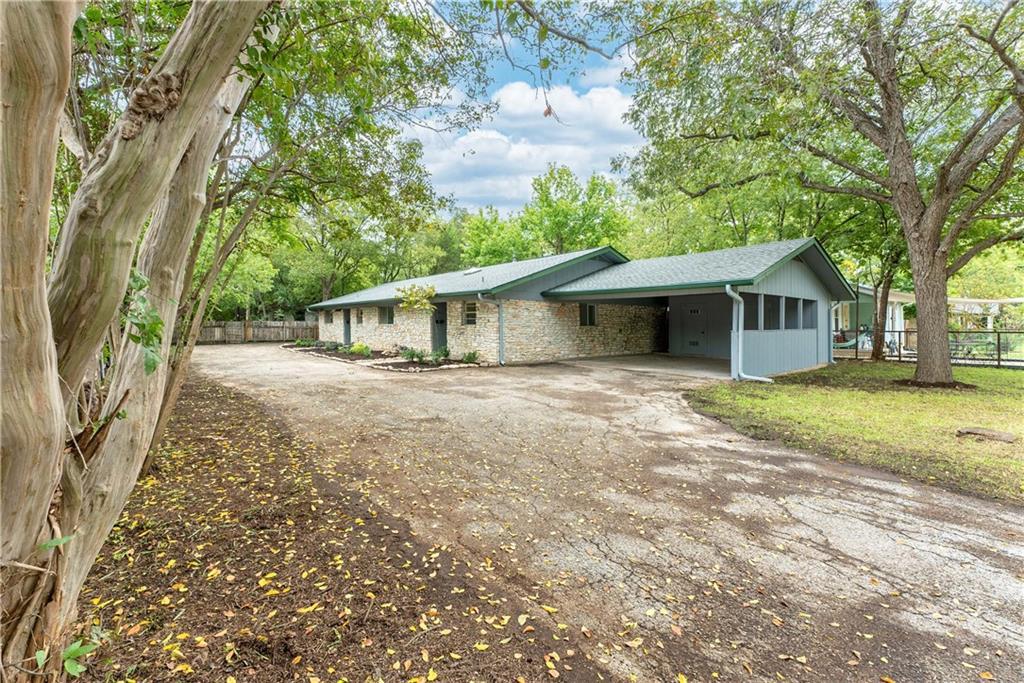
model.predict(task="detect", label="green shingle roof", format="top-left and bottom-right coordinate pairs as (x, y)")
top-left (545, 238), bottom-right (853, 299)
top-left (308, 246), bottom-right (624, 310)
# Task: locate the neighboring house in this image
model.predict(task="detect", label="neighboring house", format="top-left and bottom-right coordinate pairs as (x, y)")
top-left (309, 237), bottom-right (855, 379)
top-left (835, 284), bottom-right (1024, 350)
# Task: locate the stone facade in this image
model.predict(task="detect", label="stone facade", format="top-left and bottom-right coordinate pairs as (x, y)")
top-left (319, 306), bottom-right (432, 351)
top-left (502, 300), bottom-right (663, 364)
top-left (320, 299), bottom-right (662, 364)
top-left (446, 300), bottom-right (500, 363)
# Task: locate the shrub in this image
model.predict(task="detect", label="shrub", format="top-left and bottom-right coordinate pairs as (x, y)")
top-left (294, 338), bottom-right (315, 347)
top-left (350, 341), bottom-right (372, 357)
top-left (461, 350), bottom-right (479, 364)
top-left (401, 347), bottom-right (427, 363)
top-left (438, 346), bottom-right (449, 358)
top-left (314, 340), bottom-right (326, 348)
top-left (325, 341), bottom-right (339, 352)
top-left (429, 349), bottom-right (446, 364)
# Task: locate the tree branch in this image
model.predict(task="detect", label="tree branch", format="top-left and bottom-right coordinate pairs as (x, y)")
top-left (798, 141), bottom-right (890, 187)
top-left (947, 227), bottom-right (1024, 276)
top-left (678, 172), bottom-right (775, 199)
top-left (939, 125), bottom-right (1024, 257)
top-left (798, 175), bottom-right (892, 203)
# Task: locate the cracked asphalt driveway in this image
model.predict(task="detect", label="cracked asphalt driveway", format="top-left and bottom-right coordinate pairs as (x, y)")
top-left (193, 344), bottom-right (1024, 682)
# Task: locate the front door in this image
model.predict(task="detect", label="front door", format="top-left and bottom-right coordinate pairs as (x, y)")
top-left (343, 308), bottom-right (351, 345)
top-left (682, 306), bottom-right (707, 356)
top-left (432, 302), bottom-right (447, 352)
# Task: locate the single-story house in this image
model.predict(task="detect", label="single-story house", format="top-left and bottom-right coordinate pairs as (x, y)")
top-left (834, 284), bottom-right (1024, 351)
top-left (309, 237), bottom-right (856, 379)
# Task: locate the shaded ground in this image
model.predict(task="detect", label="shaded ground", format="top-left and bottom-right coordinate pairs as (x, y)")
top-left (79, 379), bottom-right (608, 682)
top-left (143, 344), bottom-right (1024, 681)
top-left (690, 361), bottom-right (1024, 502)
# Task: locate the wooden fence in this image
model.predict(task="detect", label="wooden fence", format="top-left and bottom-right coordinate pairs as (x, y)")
top-left (196, 320), bottom-right (318, 345)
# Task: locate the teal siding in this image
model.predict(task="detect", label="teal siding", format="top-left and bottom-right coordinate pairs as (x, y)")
top-left (741, 259), bottom-right (831, 376)
top-left (667, 294), bottom-right (731, 358)
top-left (499, 257), bottom-right (616, 301)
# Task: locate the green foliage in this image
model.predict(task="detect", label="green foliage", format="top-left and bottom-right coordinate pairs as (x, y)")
top-left (430, 347), bottom-right (449, 364)
top-left (294, 338), bottom-right (317, 348)
top-left (60, 639), bottom-right (99, 677)
top-left (401, 347), bottom-right (427, 363)
top-left (38, 534), bottom-right (74, 551)
top-left (460, 165), bottom-right (628, 267)
top-left (518, 164), bottom-right (628, 254)
top-left (949, 245), bottom-right (1024, 301)
top-left (124, 270), bottom-right (164, 375)
top-left (350, 341), bottom-right (372, 357)
top-left (396, 284), bottom-right (436, 312)
top-left (461, 350), bottom-right (480, 364)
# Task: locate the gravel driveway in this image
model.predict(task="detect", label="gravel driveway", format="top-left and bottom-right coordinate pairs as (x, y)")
top-left (193, 343), bottom-right (1024, 682)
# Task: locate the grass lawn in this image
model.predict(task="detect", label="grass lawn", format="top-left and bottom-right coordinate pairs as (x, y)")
top-left (689, 361), bottom-right (1024, 503)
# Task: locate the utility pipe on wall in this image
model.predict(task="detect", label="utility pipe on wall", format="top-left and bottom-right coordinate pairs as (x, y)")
top-left (725, 285), bottom-right (773, 383)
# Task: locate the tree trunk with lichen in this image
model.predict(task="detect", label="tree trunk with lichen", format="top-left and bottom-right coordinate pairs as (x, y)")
top-left (1, 2), bottom-right (268, 678)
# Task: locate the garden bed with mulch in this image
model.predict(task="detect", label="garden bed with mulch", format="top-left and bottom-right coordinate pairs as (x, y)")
top-left (282, 343), bottom-right (394, 361)
top-left (77, 379), bottom-right (606, 682)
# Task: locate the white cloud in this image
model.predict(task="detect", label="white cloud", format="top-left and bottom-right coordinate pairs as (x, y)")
top-left (408, 81), bottom-right (642, 213)
top-left (578, 55), bottom-right (630, 88)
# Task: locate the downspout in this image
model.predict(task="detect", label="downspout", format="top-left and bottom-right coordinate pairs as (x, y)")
top-left (725, 285), bottom-right (772, 383)
top-left (479, 293), bottom-right (505, 365)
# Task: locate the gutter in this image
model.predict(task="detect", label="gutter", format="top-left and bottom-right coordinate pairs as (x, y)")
top-left (725, 285), bottom-right (772, 383)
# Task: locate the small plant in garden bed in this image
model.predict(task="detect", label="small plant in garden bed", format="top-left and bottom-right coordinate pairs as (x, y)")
top-left (401, 347), bottom-right (427, 363)
top-left (461, 350), bottom-right (479, 364)
top-left (350, 341), bottom-right (372, 357)
top-left (293, 338), bottom-right (316, 347)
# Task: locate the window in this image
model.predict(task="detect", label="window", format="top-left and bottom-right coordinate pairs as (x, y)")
top-left (763, 295), bottom-right (781, 330)
top-left (356, 308), bottom-right (363, 325)
top-left (323, 310), bottom-right (333, 324)
top-left (784, 297), bottom-right (800, 330)
top-left (579, 303), bottom-right (598, 326)
top-left (377, 306), bottom-right (394, 325)
top-left (802, 299), bottom-right (817, 329)
top-left (462, 301), bottom-right (477, 325)
top-left (741, 293), bottom-right (759, 330)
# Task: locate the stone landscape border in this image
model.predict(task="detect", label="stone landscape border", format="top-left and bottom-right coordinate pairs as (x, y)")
top-left (281, 344), bottom-right (484, 373)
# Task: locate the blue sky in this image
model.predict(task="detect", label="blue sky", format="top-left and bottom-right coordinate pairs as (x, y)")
top-left (407, 51), bottom-right (643, 214)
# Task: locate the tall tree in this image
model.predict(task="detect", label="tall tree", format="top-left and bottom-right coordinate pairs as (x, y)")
top-left (621, 0), bottom-right (1024, 384)
top-left (518, 164), bottom-right (629, 254)
top-left (1, 2), bottom-right (271, 675)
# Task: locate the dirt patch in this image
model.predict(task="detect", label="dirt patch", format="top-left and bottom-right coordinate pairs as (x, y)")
top-left (893, 378), bottom-right (977, 390)
top-left (78, 379), bottom-right (608, 682)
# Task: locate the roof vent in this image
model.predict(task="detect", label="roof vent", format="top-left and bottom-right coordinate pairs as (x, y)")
top-left (463, 267), bottom-right (482, 275)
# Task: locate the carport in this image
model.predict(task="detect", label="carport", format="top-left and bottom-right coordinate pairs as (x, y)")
top-left (561, 353), bottom-right (731, 380)
top-left (543, 239), bottom-right (855, 379)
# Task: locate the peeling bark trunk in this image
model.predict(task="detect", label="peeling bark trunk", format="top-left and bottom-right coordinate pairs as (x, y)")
top-left (0, 2), bottom-right (80, 673)
top-left (47, 0), bottom-right (269, 404)
top-left (148, 155), bottom-right (295, 459)
top-left (1, 3), bottom-right (267, 678)
top-left (57, 76), bottom-right (251, 619)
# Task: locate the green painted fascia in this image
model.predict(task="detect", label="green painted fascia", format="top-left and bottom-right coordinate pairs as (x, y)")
top-left (543, 278), bottom-right (755, 298)
top-left (489, 246), bottom-right (629, 295)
